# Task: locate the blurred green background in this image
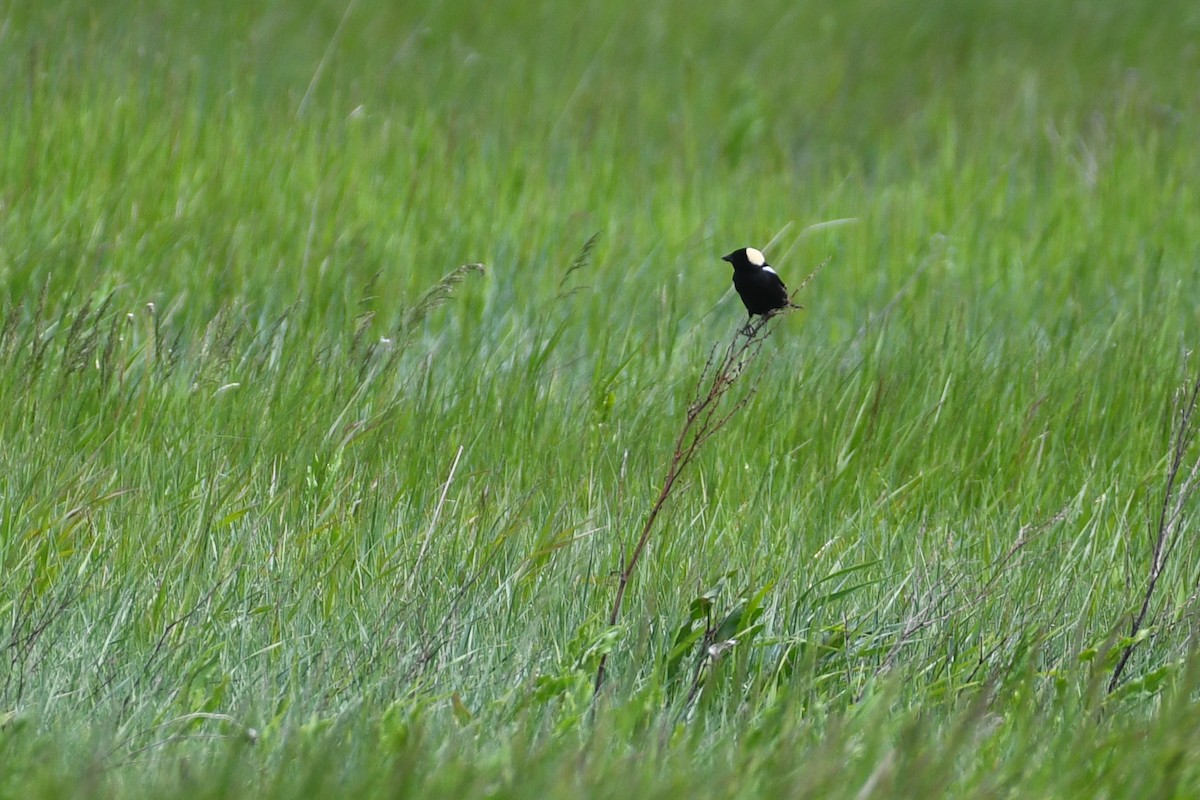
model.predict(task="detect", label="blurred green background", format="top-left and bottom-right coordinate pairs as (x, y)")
top-left (3, 1), bottom-right (1200, 797)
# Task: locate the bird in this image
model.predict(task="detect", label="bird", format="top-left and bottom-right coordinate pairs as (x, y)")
top-left (721, 246), bottom-right (793, 327)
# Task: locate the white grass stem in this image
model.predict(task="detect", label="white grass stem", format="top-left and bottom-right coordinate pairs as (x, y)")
top-left (407, 444), bottom-right (464, 594)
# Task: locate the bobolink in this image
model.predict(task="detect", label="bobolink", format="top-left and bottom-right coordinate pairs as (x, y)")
top-left (721, 246), bottom-right (793, 323)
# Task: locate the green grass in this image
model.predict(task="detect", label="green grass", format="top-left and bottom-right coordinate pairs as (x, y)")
top-left (4, 0), bottom-right (1200, 796)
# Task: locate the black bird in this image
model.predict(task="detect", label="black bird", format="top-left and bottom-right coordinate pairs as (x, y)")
top-left (721, 246), bottom-right (792, 324)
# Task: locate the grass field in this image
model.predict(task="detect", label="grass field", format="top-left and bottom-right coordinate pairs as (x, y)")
top-left (4, 0), bottom-right (1200, 796)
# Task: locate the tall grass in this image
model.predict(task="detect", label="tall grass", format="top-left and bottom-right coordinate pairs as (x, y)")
top-left (3, 0), bottom-right (1200, 796)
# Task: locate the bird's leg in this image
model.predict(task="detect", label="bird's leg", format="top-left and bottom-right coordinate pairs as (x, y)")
top-left (744, 314), bottom-right (772, 337)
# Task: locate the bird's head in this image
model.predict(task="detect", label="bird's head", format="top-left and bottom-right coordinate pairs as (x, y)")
top-left (722, 247), bottom-right (767, 269)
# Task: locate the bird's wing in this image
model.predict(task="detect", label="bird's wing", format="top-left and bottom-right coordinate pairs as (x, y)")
top-left (764, 268), bottom-right (788, 292)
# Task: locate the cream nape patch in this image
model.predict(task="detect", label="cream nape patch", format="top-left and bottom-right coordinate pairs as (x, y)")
top-left (745, 247), bottom-right (766, 266)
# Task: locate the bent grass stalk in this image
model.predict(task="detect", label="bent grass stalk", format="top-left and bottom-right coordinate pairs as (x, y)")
top-left (593, 294), bottom-right (810, 701)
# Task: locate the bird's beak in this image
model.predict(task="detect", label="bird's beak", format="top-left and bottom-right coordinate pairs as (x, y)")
top-left (721, 253), bottom-right (734, 263)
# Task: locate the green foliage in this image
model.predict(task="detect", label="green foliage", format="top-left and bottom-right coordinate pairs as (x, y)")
top-left (3, 0), bottom-right (1200, 796)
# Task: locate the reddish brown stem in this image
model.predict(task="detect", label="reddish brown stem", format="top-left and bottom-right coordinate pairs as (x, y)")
top-left (592, 316), bottom-right (780, 700)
